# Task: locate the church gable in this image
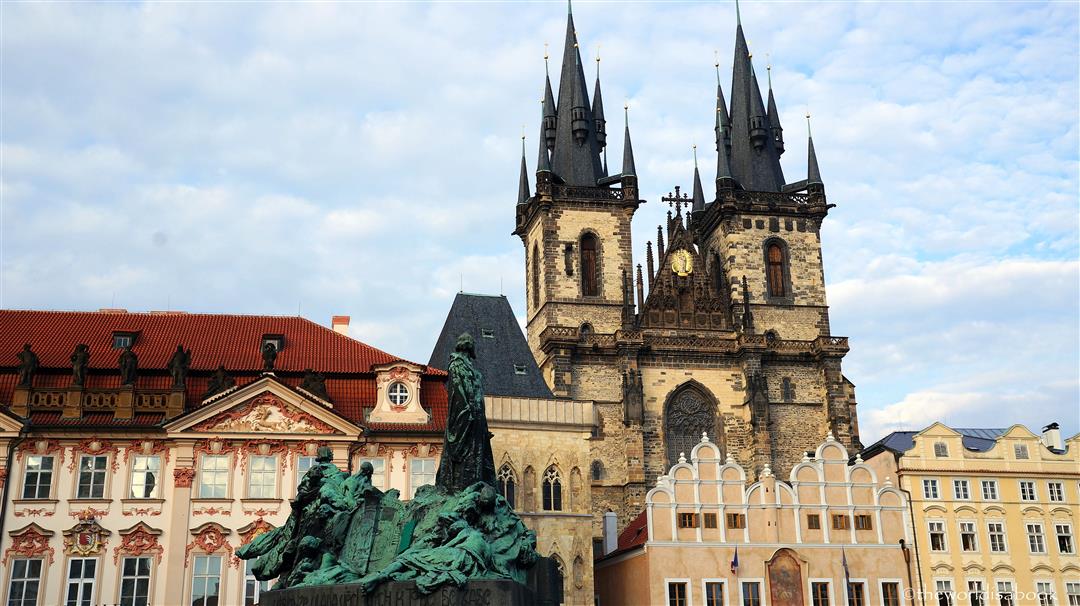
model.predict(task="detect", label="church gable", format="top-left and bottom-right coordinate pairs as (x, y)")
top-left (165, 378), bottom-right (359, 436)
top-left (640, 211), bottom-right (731, 331)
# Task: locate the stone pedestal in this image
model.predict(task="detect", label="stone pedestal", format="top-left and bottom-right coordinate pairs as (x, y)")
top-left (261, 580), bottom-right (539, 606)
top-left (165, 388), bottom-right (186, 418)
top-left (63, 387), bottom-right (83, 419)
top-left (115, 386), bottom-right (135, 419)
top-left (10, 387), bottom-right (30, 417)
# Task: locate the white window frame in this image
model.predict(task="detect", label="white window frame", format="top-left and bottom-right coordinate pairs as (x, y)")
top-left (1048, 481), bottom-right (1065, 503)
top-left (923, 478), bottom-right (940, 500)
top-left (959, 520), bottom-right (979, 552)
top-left (953, 479), bottom-right (970, 500)
top-left (740, 578), bottom-right (766, 606)
top-left (198, 455), bottom-right (230, 499)
top-left (1063, 581), bottom-right (1079, 606)
top-left (409, 457), bottom-right (436, 499)
top-left (1055, 522), bottom-right (1074, 554)
top-left (247, 455), bottom-right (277, 499)
top-left (190, 554), bottom-right (223, 606)
top-left (665, 577), bottom-right (692, 606)
top-left (1035, 580), bottom-right (1057, 606)
top-left (129, 455), bottom-right (161, 500)
top-left (1027, 521), bottom-right (1047, 554)
top-left (244, 559), bottom-right (270, 606)
top-left (878, 578), bottom-right (904, 606)
top-left (21, 455), bottom-right (54, 500)
top-left (987, 520), bottom-right (1008, 553)
top-left (845, 578), bottom-right (868, 606)
top-left (808, 578), bottom-right (833, 606)
top-left (388, 382), bottom-right (410, 406)
top-left (7, 557), bottom-right (43, 606)
top-left (295, 455), bottom-right (316, 491)
top-left (965, 578), bottom-right (987, 606)
top-left (701, 578), bottom-right (727, 606)
top-left (359, 457), bottom-right (387, 490)
top-left (1020, 480), bottom-right (1038, 502)
top-left (934, 579), bottom-right (954, 606)
top-left (981, 479), bottom-right (999, 501)
top-left (928, 519), bottom-right (948, 552)
top-left (65, 557), bottom-right (97, 606)
top-left (119, 555), bottom-right (153, 606)
top-left (995, 579), bottom-right (1016, 606)
top-left (75, 454), bottom-right (109, 499)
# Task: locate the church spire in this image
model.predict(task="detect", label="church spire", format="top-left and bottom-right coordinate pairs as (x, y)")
top-left (518, 134), bottom-right (531, 205)
top-left (691, 145), bottom-right (705, 212)
top-left (766, 61), bottom-right (784, 155)
top-left (550, 2), bottom-right (605, 186)
top-left (543, 46), bottom-right (557, 152)
top-left (537, 101), bottom-right (552, 174)
top-left (714, 58), bottom-right (730, 151)
top-left (593, 49), bottom-right (607, 154)
top-left (621, 104), bottom-right (636, 177)
top-left (807, 113), bottom-right (823, 193)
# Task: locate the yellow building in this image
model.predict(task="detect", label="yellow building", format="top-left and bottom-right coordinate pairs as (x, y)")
top-left (595, 432), bottom-right (912, 606)
top-left (862, 423), bottom-right (1080, 606)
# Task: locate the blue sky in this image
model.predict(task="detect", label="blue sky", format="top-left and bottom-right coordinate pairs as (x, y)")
top-left (2, 1), bottom-right (1077, 445)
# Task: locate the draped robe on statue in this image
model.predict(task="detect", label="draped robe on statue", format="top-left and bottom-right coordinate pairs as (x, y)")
top-left (436, 333), bottom-right (496, 492)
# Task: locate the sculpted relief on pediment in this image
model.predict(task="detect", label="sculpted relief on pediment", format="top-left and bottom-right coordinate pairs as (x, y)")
top-left (192, 392), bottom-right (337, 434)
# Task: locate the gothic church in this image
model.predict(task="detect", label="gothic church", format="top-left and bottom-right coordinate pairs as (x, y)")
top-left (514, 5), bottom-right (861, 524)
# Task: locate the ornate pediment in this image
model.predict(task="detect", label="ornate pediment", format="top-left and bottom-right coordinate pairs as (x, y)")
top-left (192, 392), bottom-right (338, 435)
top-left (640, 213), bottom-right (732, 331)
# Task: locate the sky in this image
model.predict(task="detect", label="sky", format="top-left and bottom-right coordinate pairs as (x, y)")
top-left (2, 1), bottom-right (1077, 446)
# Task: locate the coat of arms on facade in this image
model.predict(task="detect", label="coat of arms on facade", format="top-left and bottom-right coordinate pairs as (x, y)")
top-left (63, 518), bottom-right (110, 556)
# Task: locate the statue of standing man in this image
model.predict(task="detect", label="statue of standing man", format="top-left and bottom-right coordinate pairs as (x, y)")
top-left (435, 333), bottom-right (495, 493)
top-left (118, 346), bottom-right (138, 385)
top-left (70, 344), bottom-right (90, 387)
top-left (16, 344), bottom-right (38, 387)
top-left (168, 345), bottom-right (191, 388)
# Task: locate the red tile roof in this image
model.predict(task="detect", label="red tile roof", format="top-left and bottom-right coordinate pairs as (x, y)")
top-left (604, 510), bottom-right (648, 558)
top-left (0, 309), bottom-right (447, 433)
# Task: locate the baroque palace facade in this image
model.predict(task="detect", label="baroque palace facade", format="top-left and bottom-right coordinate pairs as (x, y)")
top-left (0, 309), bottom-right (597, 606)
top-left (515, 5), bottom-right (859, 526)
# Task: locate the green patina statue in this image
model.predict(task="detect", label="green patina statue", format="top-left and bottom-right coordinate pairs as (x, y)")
top-left (237, 332), bottom-right (539, 596)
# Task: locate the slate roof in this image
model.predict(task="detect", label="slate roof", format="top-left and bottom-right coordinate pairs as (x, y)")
top-left (860, 427), bottom-right (1009, 460)
top-left (0, 309), bottom-right (447, 432)
top-left (428, 294), bottom-right (554, 399)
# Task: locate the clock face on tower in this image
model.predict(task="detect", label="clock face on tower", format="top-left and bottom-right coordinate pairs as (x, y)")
top-left (671, 249), bottom-right (693, 277)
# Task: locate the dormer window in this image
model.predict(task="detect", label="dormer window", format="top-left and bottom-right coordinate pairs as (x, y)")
top-left (481, 329), bottom-right (495, 339)
top-left (112, 331), bottom-right (137, 349)
top-left (261, 334), bottom-right (284, 353)
top-left (514, 365), bottom-right (527, 375)
top-left (1014, 444), bottom-right (1029, 459)
top-left (388, 382), bottom-right (409, 406)
top-left (934, 442), bottom-right (948, 457)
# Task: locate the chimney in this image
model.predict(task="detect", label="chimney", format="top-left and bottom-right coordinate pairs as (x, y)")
top-left (1041, 422), bottom-right (1064, 451)
top-left (602, 511), bottom-right (618, 556)
top-left (331, 315), bottom-right (350, 336)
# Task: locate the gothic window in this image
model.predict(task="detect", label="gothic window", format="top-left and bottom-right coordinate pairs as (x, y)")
top-left (766, 242), bottom-right (787, 297)
top-left (542, 466), bottom-right (562, 511)
top-left (664, 384), bottom-right (717, 469)
top-left (497, 464), bottom-right (517, 508)
top-left (590, 460), bottom-right (604, 481)
top-left (551, 554), bottom-right (566, 594)
top-left (531, 244), bottom-right (540, 309)
top-left (580, 233), bottom-right (599, 297)
top-left (781, 377), bottom-right (795, 402)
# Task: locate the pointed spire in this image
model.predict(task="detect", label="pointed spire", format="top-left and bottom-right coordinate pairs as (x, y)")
top-left (749, 64), bottom-right (769, 151)
top-left (646, 241), bottom-right (655, 289)
top-left (636, 264), bottom-right (645, 310)
top-left (550, 5), bottom-right (605, 186)
top-left (537, 102), bottom-right (552, 174)
top-left (692, 146), bottom-right (705, 212)
top-left (735, 0), bottom-right (742, 25)
top-left (593, 47), bottom-right (607, 151)
top-left (727, 10), bottom-right (785, 192)
top-left (714, 56), bottom-right (730, 151)
top-left (518, 134), bottom-right (531, 204)
top-left (807, 113), bottom-right (823, 188)
top-left (657, 225), bottom-right (665, 261)
top-left (717, 121), bottom-right (734, 192)
top-left (543, 47), bottom-right (557, 152)
top-left (766, 60), bottom-right (784, 155)
top-left (621, 104), bottom-right (636, 176)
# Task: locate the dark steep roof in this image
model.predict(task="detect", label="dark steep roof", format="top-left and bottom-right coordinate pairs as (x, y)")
top-left (428, 294), bottom-right (554, 399)
top-left (860, 427), bottom-right (1008, 460)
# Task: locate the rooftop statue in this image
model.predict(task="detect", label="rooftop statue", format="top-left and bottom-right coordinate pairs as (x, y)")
top-left (70, 344), bottom-right (90, 387)
top-left (16, 344), bottom-right (38, 387)
top-left (237, 332), bottom-right (542, 601)
top-left (118, 346), bottom-right (138, 385)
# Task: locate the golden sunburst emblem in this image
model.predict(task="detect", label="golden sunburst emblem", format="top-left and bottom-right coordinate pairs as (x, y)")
top-left (671, 249), bottom-right (693, 277)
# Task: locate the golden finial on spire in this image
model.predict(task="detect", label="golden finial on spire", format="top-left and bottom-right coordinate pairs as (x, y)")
top-left (805, 111), bottom-right (812, 136)
top-left (692, 143), bottom-right (698, 167)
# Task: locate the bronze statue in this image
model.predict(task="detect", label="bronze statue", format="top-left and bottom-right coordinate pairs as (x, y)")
top-left (299, 369), bottom-right (330, 402)
top-left (201, 365), bottom-right (235, 401)
top-left (70, 344), bottom-right (90, 386)
top-left (167, 345), bottom-right (191, 388)
top-left (16, 344), bottom-right (38, 387)
top-left (436, 333), bottom-right (496, 492)
top-left (262, 342), bottom-right (278, 370)
top-left (118, 346), bottom-right (138, 385)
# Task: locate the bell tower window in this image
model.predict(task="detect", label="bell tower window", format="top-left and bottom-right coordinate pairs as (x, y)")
top-left (580, 233), bottom-right (599, 297)
top-left (766, 242), bottom-right (787, 297)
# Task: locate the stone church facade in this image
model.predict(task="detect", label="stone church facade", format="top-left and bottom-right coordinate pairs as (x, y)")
top-left (514, 6), bottom-right (861, 526)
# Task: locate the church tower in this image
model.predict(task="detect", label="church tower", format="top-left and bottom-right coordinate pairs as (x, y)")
top-left (514, 4), bottom-right (643, 399)
top-left (515, 4), bottom-right (860, 527)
